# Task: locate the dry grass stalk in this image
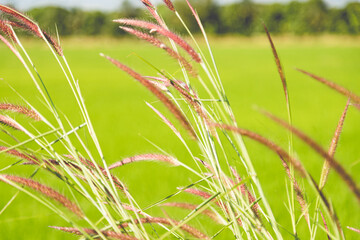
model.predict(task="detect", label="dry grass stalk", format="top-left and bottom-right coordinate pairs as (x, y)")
top-left (263, 111), bottom-right (360, 202)
top-left (163, 0), bottom-right (175, 11)
top-left (320, 211), bottom-right (332, 240)
top-left (118, 217), bottom-right (210, 240)
top-left (263, 24), bottom-right (288, 102)
top-left (0, 103), bottom-right (41, 121)
top-left (109, 154), bottom-right (180, 170)
top-left (162, 202), bottom-right (221, 223)
top-left (347, 226), bottom-right (360, 234)
top-left (280, 157), bottom-right (310, 227)
top-left (0, 115), bottom-right (23, 131)
top-left (320, 99), bottom-right (350, 190)
top-left (113, 19), bottom-right (201, 63)
top-left (50, 226), bottom-right (138, 240)
top-left (146, 102), bottom-right (182, 138)
top-left (0, 174), bottom-right (83, 217)
top-left (213, 122), bottom-right (307, 177)
top-left (0, 146), bottom-right (38, 164)
top-left (101, 54), bottom-right (196, 139)
top-left (120, 26), bottom-right (197, 77)
top-left (297, 69), bottom-right (360, 104)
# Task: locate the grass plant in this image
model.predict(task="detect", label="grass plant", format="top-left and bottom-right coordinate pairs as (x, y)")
top-left (0, 1), bottom-right (359, 239)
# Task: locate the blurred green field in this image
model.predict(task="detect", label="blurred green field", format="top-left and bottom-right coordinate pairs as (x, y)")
top-left (0, 36), bottom-right (359, 239)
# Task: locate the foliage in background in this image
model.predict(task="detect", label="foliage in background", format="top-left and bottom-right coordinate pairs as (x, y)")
top-left (7, 0), bottom-right (360, 37)
top-left (0, 0), bottom-right (360, 240)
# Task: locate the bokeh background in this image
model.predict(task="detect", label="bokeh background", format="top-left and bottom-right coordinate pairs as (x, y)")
top-left (0, 0), bottom-right (359, 239)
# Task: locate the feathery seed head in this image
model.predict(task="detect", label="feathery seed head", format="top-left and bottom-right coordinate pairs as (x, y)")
top-left (163, 0), bottom-right (175, 11)
top-left (0, 175), bottom-right (83, 217)
top-left (0, 103), bottom-right (42, 121)
top-left (114, 19), bottom-right (201, 63)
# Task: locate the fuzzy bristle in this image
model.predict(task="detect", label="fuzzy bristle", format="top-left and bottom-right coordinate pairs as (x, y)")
top-left (0, 5), bottom-right (40, 37)
top-left (113, 19), bottom-right (201, 63)
top-left (162, 202), bottom-right (220, 223)
top-left (120, 26), bottom-right (197, 77)
top-left (64, 154), bottom-right (125, 191)
top-left (101, 54), bottom-right (197, 139)
top-left (0, 175), bottom-right (83, 217)
top-left (319, 99), bottom-right (350, 190)
top-left (0, 103), bottom-right (41, 121)
top-left (109, 154), bottom-right (180, 169)
top-left (163, 0), bottom-right (175, 11)
top-left (0, 20), bottom-right (17, 43)
top-left (0, 146), bottom-right (38, 164)
top-left (297, 68), bottom-right (360, 104)
top-left (0, 115), bottom-right (23, 131)
top-left (213, 122), bottom-right (307, 177)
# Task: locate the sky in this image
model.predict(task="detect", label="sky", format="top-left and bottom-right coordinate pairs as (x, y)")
top-left (1, 0), bottom-right (358, 11)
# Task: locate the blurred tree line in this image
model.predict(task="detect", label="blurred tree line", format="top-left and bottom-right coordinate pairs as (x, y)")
top-left (24, 0), bottom-right (360, 36)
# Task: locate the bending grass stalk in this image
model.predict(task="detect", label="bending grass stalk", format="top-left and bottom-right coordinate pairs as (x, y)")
top-left (212, 123), bottom-right (306, 177)
top-left (263, 111), bottom-right (360, 202)
top-left (146, 102), bottom-right (182, 138)
top-left (113, 19), bottom-right (201, 63)
top-left (11, 20), bottom-right (125, 231)
top-left (173, 5), bottom-right (281, 236)
top-left (119, 26), bottom-right (197, 77)
top-left (296, 69), bottom-right (360, 105)
top-left (101, 53), bottom-right (197, 139)
top-left (264, 22), bottom-right (298, 233)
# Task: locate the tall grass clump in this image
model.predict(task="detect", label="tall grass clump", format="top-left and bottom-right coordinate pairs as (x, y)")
top-left (0, 1), bottom-right (359, 239)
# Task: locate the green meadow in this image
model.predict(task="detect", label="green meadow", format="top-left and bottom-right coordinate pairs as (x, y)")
top-left (0, 36), bottom-right (359, 239)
